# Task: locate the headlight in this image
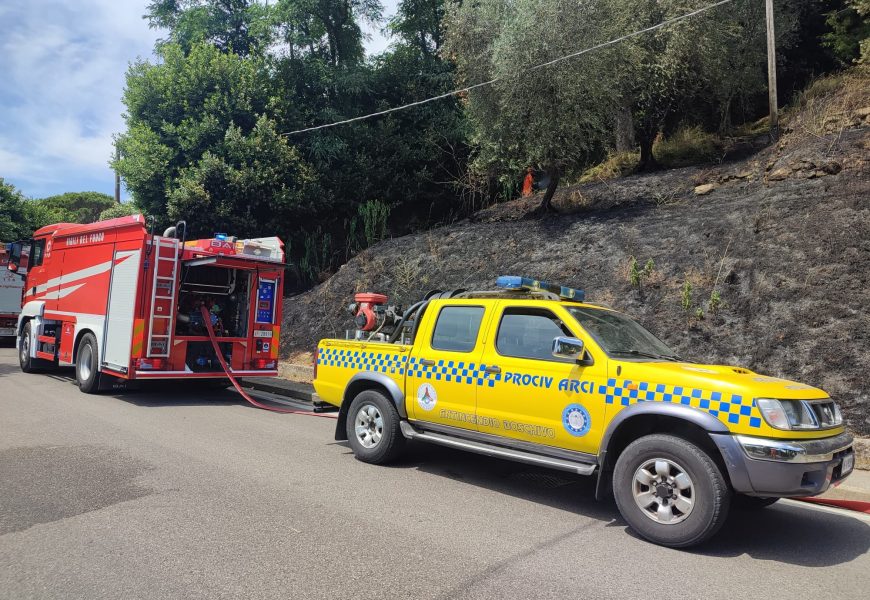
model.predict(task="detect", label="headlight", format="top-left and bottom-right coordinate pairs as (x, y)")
top-left (756, 398), bottom-right (843, 430)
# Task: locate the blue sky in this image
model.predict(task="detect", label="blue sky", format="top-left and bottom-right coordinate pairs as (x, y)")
top-left (0, 0), bottom-right (398, 201)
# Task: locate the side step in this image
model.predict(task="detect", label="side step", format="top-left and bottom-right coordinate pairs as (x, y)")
top-left (399, 421), bottom-right (596, 476)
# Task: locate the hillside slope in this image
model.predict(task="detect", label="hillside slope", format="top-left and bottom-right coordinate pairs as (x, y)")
top-left (281, 69), bottom-right (870, 435)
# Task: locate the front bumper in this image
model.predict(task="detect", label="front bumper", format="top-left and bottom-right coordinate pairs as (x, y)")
top-left (712, 432), bottom-right (854, 497)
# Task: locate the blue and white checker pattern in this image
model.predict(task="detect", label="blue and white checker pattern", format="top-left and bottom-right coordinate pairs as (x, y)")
top-left (405, 357), bottom-right (502, 387)
top-left (317, 349), bottom-right (502, 387)
top-left (598, 378), bottom-right (762, 429)
top-left (318, 348), bottom-right (408, 375)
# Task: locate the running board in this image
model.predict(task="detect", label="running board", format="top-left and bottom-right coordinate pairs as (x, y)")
top-left (399, 421), bottom-right (596, 476)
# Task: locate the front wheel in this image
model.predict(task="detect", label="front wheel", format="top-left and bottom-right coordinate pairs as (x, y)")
top-left (19, 321), bottom-right (51, 373)
top-left (613, 434), bottom-right (730, 548)
top-left (346, 390), bottom-right (406, 464)
top-left (75, 333), bottom-right (102, 394)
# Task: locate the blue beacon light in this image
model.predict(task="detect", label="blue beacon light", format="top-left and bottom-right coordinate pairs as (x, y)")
top-left (495, 275), bottom-right (585, 302)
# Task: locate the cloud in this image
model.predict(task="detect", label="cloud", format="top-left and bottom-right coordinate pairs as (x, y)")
top-left (0, 1), bottom-right (161, 198)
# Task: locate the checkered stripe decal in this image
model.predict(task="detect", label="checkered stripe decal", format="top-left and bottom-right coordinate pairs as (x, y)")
top-left (317, 349), bottom-right (501, 387)
top-left (318, 348), bottom-right (408, 375)
top-left (405, 358), bottom-right (502, 387)
top-left (599, 378), bottom-right (762, 428)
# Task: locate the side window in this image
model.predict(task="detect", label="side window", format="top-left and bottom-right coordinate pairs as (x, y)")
top-left (431, 306), bottom-right (485, 352)
top-left (31, 240), bottom-right (45, 267)
top-left (496, 308), bottom-right (573, 361)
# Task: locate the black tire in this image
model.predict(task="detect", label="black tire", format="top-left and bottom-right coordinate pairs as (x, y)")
top-left (18, 321), bottom-right (51, 373)
top-left (75, 333), bottom-right (102, 394)
top-left (733, 495), bottom-right (779, 510)
top-left (613, 434), bottom-right (730, 548)
top-left (345, 389), bottom-right (406, 464)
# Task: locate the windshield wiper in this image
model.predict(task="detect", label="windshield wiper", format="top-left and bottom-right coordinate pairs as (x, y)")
top-left (610, 349), bottom-right (682, 362)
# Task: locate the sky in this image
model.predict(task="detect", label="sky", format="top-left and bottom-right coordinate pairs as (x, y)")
top-left (0, 0), bottom-right (398, 201)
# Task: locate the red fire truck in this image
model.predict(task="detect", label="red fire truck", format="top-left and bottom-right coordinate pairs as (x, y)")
top-left (1, 244), bottom-right (25, 338)
top-left (6, 215), bottom-right (285, 392)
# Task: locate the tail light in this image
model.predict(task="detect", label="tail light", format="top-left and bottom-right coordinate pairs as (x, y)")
top-left (313, 346), bottom-right (319, 380)
top-left (135, 358), bottom-right (167, 370)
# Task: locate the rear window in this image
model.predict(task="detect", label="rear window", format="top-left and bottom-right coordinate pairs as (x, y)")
top-left (431, 306), bottom-right (485, 352)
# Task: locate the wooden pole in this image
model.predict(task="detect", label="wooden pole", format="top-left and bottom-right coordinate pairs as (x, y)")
top-left (765, 0), bottom-right (779, 141)
top-left (114, 145), bottom-right (121, 203)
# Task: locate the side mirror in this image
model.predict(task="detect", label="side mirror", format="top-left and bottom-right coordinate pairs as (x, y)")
top-left (552, 336), bottom-right (586, 361)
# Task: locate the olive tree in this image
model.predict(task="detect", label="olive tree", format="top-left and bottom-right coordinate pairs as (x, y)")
top-left (444, 0), bottom-right (617, 211)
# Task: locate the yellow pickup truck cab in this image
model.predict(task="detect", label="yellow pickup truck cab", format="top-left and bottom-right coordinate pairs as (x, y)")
top-left (313, 277), bottom-right (854, 547)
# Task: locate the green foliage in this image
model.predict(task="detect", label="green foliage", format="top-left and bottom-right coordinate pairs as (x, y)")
top-left (167, 115), bottom-right (320, 239)
top-left (681, 280), bottom-right (692, 311)
top-left (628, 257), bottom-right (654, 287)
top-left (694, 307), bottom-right (705, 320)
top-left (99, 203), bottom-right (141, 221)
top-left (824, 1), bottom-right (870, 64)
top-left (1, 181), bottom-right (118, 240)
top-left (358, 200), bottom-right (390, 247)
top-left (300, 228), bottom-right (333, 281)
top-left (35, 192), bottom-right (116, 224)
top-left (0, 179), bottom-right (33, 240)
top-left (708, 290), bottom-right (722, 313)
top-left (445, 0), bottom-right (615, 197)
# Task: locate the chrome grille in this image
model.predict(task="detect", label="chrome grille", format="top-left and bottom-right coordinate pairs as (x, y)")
top-left (807, 400), bottom-right (838, 428)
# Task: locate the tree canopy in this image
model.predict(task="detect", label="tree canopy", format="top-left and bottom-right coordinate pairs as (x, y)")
top-left (104, 0), bottom-right (868, 278)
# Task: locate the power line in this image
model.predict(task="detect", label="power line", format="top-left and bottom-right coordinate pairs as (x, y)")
top-left (280, 0), bottom-right (734, 137)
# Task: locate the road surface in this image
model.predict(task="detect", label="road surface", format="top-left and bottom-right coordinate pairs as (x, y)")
top-left (1, 345), bottom-right (868, 599)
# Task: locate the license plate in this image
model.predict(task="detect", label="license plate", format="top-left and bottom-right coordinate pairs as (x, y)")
top-left (841, 452), bottom-right (854, 476)
top-left (0, 327), bottom-right (15, 337)
top-left (253, 330), bottom-right (272, 338)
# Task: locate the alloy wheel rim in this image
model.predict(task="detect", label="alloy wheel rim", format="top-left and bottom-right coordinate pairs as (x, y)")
top-left (632, 458), bottom-right (695, 524)
top-left (79, 344), bottom-right (92, 381)
top-left (354, 404), bottom-right (384, 449)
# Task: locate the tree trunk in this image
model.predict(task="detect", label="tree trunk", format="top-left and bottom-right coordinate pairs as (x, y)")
top-left (637, 133), bottom-right (659, 171)
top-left (614, 105), bottom-right (635, 153)
top-left (539, 166), bottom-right (560, 212)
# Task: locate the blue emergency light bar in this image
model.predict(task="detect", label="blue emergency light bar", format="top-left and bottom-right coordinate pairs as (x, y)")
top-left (496, 275), bottom-right (585, 302)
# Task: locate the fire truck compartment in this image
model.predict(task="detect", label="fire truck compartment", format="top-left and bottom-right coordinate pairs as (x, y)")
top-left (175, 265), bottom-right (252, 339)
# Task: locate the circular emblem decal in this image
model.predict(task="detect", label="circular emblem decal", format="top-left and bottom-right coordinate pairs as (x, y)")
top-left (562, 404), bottom-right (591, 437)
top-left (417, 383), bottom-right (438, 411)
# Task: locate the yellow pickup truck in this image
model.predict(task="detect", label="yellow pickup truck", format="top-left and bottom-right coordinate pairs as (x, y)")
top-left (313, 276), bottom-right (854, 547)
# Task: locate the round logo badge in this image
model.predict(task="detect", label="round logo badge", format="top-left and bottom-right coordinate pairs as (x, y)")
top-left (417, 383), bottom-right (437, 411)
top-left (562, 404), bottom-right (591, 437)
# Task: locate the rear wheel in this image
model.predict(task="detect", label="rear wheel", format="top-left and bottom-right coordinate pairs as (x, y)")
top-left (613, 434), bottom-right (730, 548)
top-left (346, 390), bottom-right (405, 464)
top-left (76, 333), bottom-right (102, 394)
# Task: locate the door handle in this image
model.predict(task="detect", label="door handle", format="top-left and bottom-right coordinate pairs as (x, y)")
top-left (484, 365), bottom-right (501, 374)
top-left (420, 359), bottom-right (436, 366)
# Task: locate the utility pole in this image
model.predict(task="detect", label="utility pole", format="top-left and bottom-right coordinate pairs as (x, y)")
top-left (114, 144), bottom-right (121, 203)
top-left (765, 0), bottom-right (779, 141)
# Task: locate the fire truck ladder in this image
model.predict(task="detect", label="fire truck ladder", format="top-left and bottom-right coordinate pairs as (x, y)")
top-left (146, 237), bottom-right (180, 358)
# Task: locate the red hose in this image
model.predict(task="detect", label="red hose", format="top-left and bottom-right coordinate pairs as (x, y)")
top-left (795, 496), bottom-right (870, 514)
top-left (200, 306), bottom-right (336, 419)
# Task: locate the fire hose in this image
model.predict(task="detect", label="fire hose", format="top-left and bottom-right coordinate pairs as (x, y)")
top-left (200, 305), bottom-right (336, 418)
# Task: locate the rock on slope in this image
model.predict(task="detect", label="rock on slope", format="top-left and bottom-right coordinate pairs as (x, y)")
top-left (282, 69), bottom-right (870, 435)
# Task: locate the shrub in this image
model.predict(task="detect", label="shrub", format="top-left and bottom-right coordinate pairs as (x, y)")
top-left (654, 126), bottom-right (723, 168)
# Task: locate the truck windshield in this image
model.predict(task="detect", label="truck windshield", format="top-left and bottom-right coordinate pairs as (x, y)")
top-left (566, 307), bottom-right (681, 362)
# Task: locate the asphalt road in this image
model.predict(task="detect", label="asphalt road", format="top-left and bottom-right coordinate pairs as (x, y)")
top-left (1, 344), bottom-right (869, 600)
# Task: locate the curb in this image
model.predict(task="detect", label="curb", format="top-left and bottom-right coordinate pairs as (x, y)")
top-left (240, 377), bottom-right (337, 412)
